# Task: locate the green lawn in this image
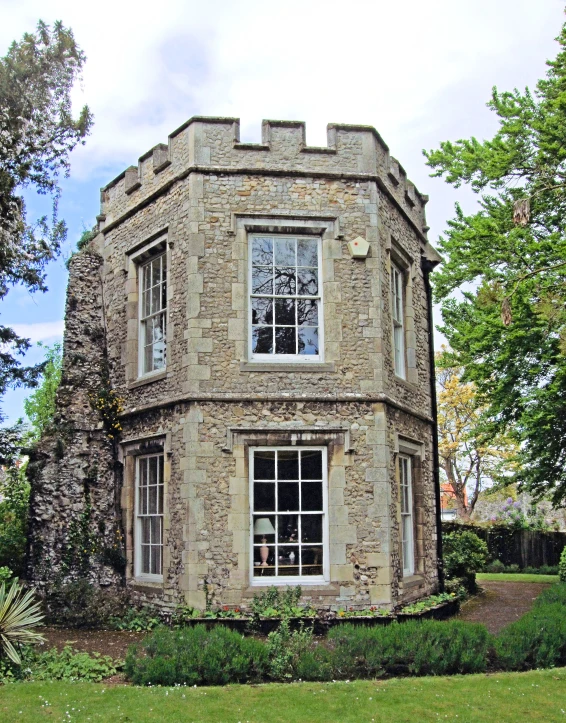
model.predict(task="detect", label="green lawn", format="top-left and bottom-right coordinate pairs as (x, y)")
top-left (477, 572), bottom-right (559, 584)
top-left (2, 669), bottom-right (566, 722)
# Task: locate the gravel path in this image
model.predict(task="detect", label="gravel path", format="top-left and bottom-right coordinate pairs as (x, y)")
top-left (456, 580), bottom-right (551, 634)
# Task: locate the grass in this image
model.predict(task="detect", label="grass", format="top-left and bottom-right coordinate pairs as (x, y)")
top-left (477, 573), bottom-right (559, 584)
top-left (1, 669), bottom-right (566, 722)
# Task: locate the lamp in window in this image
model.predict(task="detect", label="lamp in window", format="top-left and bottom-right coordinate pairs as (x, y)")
top-left (254, 517), bottom-right (275, 567)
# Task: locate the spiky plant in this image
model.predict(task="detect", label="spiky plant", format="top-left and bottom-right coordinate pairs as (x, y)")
top-left (0, 579), bottom-right (45, 664)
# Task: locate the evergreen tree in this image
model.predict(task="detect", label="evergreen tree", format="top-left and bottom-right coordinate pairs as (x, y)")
top-left (425, 16), bottom-right (566, 505)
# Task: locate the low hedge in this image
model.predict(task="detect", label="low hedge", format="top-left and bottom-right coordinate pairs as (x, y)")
top-left (124, 625), bottom-right (269, 686)
top-left (124, 584), bottom-right (566, 686)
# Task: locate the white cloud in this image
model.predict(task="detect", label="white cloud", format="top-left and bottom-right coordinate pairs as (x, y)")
top-left (2, 0), bottom-right (563, 234)
top-left (11, 320), bottom-right (64, 343)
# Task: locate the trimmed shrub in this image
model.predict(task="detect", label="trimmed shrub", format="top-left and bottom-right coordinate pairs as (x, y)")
top-left (495, 605), bottom-right (566, 670)
top-left (443, 531), bottom-right (488, 592)
top-left (125, 625), bottom-right (269, 686)
top-left (485, 559), bottom-right (506, 573)
top-left (533, 582), bottom-right (566, 607)
top-left (559, 547), bottom-right (566, 582)
top-left (326, 620), bottom-right (491, 678)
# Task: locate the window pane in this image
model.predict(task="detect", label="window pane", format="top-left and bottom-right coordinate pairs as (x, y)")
top-left (298, 327), bottom-right (318, 355)
top-left (274, 238), bottom-right (295, 265)
top-left (151, 257), bottom-right (162, 287)
top-left (278, 515), bottom-right (299, 543)
top-left (148, 484), bottom-right (158, 515)
top-left (253, 545), bottom-right (275, 575)
top-left (297, 299), bottom-right (318, 325)
top-left (254, 482), bottom-right (275, 511)
top-left (252, 267), bottom-right (273, 294)
top-left (252, 237), bottom-right (273, 265)
top-left (278, 545), bottom-right (299, 574)
top-left (150, 516), bottom-right (162, 546)
top-left (275, 327), bottom-right (296, 354)
top-left (301, 451), bottom-right (322, 480)
top-left (143, 289), bottom-right (152, 318)
top-left (252, 327), bottom-right (273, 354)
top-left (301, 515), bottom-right (323, 543)
top-left (141, 517), bottom-right (150, 544)
top-left (251, 298), bottom-right (273, 325)
top-left (275, 298), bottom-right (295, 325)
top-left (151, 545), bottom-right (162, 576)
top-left (274, 268), bottom-right (296, 296)
top-left (278, 451), bottom-right (299, 480)
top-left (301, 482), bottom-right (323, 511)
top-left (297, 269), bottom-right (318, 296)
top-left (297, 239), bottom-right (318, 267)
top-left (254, 451), bottom-right (276, 480)
top-left (151, 284), bottom-right (161, 314)
top-left (148, 456), bottom-right (158, 485)
top-left (253, 515), bottom-right (276, 543)
top-left (141, 543), bottom-right (150, 574)
top-left (301, 546), bottom-right (323, 575)
top-left (278, 482), bottom-right (299, 511)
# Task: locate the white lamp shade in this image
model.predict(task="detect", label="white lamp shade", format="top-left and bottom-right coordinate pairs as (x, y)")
top-left (253, 517), bottom-right (275, 536)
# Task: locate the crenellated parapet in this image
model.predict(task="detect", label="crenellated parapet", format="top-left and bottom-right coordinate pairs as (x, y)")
top-left (98, 117), bottom-right (428, 238)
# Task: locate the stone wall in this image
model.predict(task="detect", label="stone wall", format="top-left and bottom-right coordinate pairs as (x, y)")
top-left (27, 251), bottom-right (124, 590)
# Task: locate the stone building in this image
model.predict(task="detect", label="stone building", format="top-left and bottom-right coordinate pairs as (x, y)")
top-left (27, 117), bottom-right (442, 612)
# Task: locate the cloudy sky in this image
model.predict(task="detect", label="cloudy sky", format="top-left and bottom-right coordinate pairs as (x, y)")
top-left (1, 0), bottom-right (564, 423)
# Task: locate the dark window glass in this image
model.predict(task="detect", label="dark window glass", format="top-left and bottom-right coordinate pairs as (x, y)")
top-left (278, 451), bottom-right (299, 480)
top-left (301, 451), bottom-right (322, 480)
top-left (252, 327), bottom-right (273, 354)
top-left (301, 515), bottom-right (323, 543)
top-left (254, 483), bottom-right (275, 512)
top-left (301, 482), bottom-right (323, 511)
top-left (254, 451), bottom-right (276, 480)
top-left (278, 482), bottom-right (299, 512)
top-left (275, 298), bottom-right (295, 325)
top-left (251, 298), bottom-right (273, 325)
top-left (274, 268), bottom-right (296, 296)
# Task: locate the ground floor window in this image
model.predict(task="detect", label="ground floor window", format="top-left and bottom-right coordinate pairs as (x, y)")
top-left (250, 447), bottom-right (328, 583)
top-left (135, 453), bottom-right (164, 579)
top-left (399, 453), bottom-right (414, 576)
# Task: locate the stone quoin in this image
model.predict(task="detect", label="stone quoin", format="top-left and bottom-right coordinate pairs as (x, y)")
top-left (27, 117), bottom-right (442, 612)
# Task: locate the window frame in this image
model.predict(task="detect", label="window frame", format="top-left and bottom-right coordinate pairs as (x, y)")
top-left (134, 452), bottom-right (165, 582)
top-left (248, 446), bottom-right (329, 586)
top-left (391, 261), bottom-right (406, 379)
top-left (247, 233), bottom-right (324, 364)
top-left (138, 250), bottom-right (167, 378)
top-left (399, 453), bottom-right (415, 577)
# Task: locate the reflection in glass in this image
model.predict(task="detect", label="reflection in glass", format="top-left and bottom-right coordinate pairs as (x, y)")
top-left (298, 327), bottom-right (318, 355)
top-left (275, 298), bottom-right (295, 325)
top-left (251, 298), bottom-right (273, 325)
top-left (252, 267), bottom-right (273, 294)
top-left (252, 237), bottom-right (273, 265)
top-left (252, 327), bottom-right (273, 354)
top-left (297, 238), bottom-right (318, 266)
top-left (275, 327), bottom-right (296, 354)
top-left (297, 300), bottom-right (318, 325)
top-left (297, 268), bottom-right (318, 295)
top-left (274, 268), bottom-right (296, 296)
top-left (274, 238), bottom-right (296, 265)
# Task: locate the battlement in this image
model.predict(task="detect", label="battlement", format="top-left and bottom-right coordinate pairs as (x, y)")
top-left (98, 117), bottom-right (428, 235)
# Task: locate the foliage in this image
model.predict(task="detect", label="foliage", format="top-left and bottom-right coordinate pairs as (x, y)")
top-left (436, 355), bottom-right (519, 519)
top-left (23, 343), bottom-right (62, 443)
top-left (0, 566), bottom-right (13, 583)
top-left (22, 645), bottom-right (118, 682)
top-left (0, 21), bottom-right (91, 457)
top-left (266, 619), bottom-right (315, 679)
top-left (488, 496), bottom-right (550, 530)
top-left (443, 530), bottom-right (488, 591)
top-left (125, 625), bottom-right (269, 686)
top-left (424, 17), bottom-right (566, 506)
top-left (560, 547), bottom-right (566, 582)
top-left (110, 606), bottom-right (161, 632)
top-left (0, 461), bottom-right (29, 576)
top-left (250, 585), bottom-right (315, 619)
top-left (44, 580), bottom-right (128, 629)
top-left (495, 584), bottom-right (566, 670)
top-left (326, 620), bottom-right (491, 678)
top-left (89, 383), bottom-right (124, 441)
top-left (336, 605), bottom-right (389, 618)
top-left (0, 579), bottom-right (44, 664)
top-left (398, 592), bottom-right (459, 614)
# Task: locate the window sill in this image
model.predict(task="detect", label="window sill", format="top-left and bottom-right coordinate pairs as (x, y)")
top-left (128, 370), bottom-right (167, 389)
top-left (240, 361), bottom-right (335, 373)
top-left (400, 574), bottom-right (424, 588)
top-left (393, 374), bottom-right (419, 392)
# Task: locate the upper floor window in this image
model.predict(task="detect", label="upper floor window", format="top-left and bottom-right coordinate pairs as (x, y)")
top-left (391, 262), bottom-right (405, 378)
top-left (249, 235), bottom-right (322, 362)
top-left (139, 253), bottom-right (167, 375)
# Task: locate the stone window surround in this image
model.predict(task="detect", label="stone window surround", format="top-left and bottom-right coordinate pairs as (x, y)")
top-left (230, 213), bottom-right (341, 373)
top-left (385, 236), bottom-right (418, 386)
top-left (225, 425), bottom-right (355, 591)
top-left (124, 230), bottom-right (172, 388)
top-left (120, 432), bottom-right (172, 588)
top-left (249, 445), bottom-right (329, 586)
top-left (395, 435), bottom-right (425, 581)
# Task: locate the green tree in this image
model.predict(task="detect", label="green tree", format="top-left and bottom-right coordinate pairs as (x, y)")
top-left (23, 343), bottom-right (62, 443)
top-left (424, 16), bottom-right (566, 506)
top-left (0, 20), bottom-right (91, 460)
